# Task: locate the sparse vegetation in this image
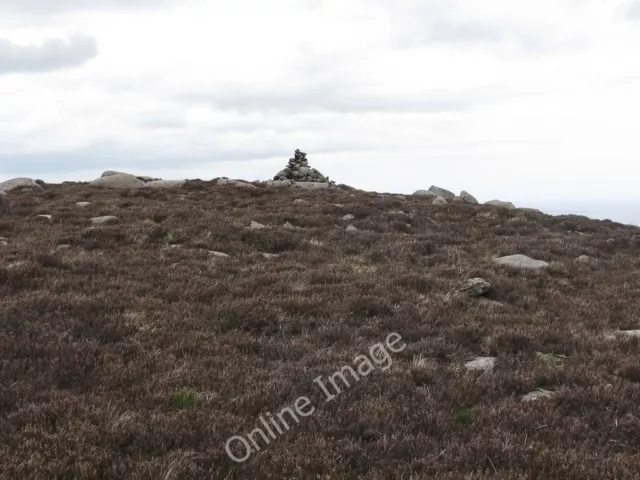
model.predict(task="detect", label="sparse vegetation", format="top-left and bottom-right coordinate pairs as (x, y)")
top-left (1, 181), bottom-right (640, 479)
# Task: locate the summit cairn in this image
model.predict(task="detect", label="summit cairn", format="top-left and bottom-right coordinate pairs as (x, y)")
top-left (268, 149), bottom-right (332, 188)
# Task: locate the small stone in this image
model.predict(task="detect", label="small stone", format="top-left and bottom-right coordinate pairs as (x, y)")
top-left (293, 199), bottom-right (307, 204)
top-left (465, 357), bottom-right (496, 371)
top-left (283, 221), bottom-right (301, 230)
top-left (90, 216), bottom-right (119, 225)
top-left (522, 389), bottom-right (555, 402)
top-left (249, 221), bottom-right (266, 230)
top-left (432, 196), bottom-right (447, 205)
top-left (458, 278), bottom-right (492, 297)
top-left (0, 240), bottom-right (7, 247)
top-left (575, 255), bottom-right (590, 263)
top-left (36, 214), bottom-right (52, 221)
top-left (209, 251), bottom-right (230, 258)
top-left (346, 225), bottom-right (359, 233)
top-left (76, 202), bottom-right (91, 208)
top-left (343, 214), bottom-right (355, 221)
top-left (261, 252), bottom-right (280, 259)
top-left (494, 254), bottom-right (549, 270)
top-left (56, 244), bottom-right (71, 250)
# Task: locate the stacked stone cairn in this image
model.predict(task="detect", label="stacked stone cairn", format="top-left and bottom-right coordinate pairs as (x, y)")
top-left (273, 149), bottom-right (329, 183)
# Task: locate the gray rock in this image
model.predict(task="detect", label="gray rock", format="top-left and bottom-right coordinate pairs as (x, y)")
top-left (293, 198), bottom-right (308, 204)
top-left (101, 170), bottom-right (130, 177)
top-left (413, 189), bottom-right (436, 197)
top-left (494, 254), bottom-right (549, 270)
top-left (432, 196), bottom-right (447, 205)
top-left (460, 190), bottom-right (479, 204)
top-left (605, 330), bottom-right (640, 340)
top-left (76, 202), bottom-right (91, 208)
top-left (485, 199), bottom-right (516, 209)
top-left (465, 357), bottom-right (496, 372)
top-left (0, 177), bottom-right (43, 192)
top-left (91, 174), bottom-right (144, 189)
top-left (343, 214), bottom-right (355, 221)
top-left (393, 194), bottom-right (407, 201)
top-left (249, 220), bottom-right (266, 230)
top-left (283, 221), bottom-right (301, 230)
top-left (346, 225), bottom-right (359, 233)
top-left (90, 216), bottom-right (119, 225)
top-left (428, 186), bottom-right (455, 199)
top-left (261, 252), bottom-right (280, 259)
top-left (0, 237), bottom-right (7, 242)
top-left (56, 244), bottom-right (71, 251)
top-left (458, 278), bottom-right (492, 296)
top-left (142, 180), bottom-right (186, 189)
top-left (218, 178), bottom-right (257, 189)
top-left (36, 214), bottom-right (52, 221)
top-left (575, 255), bottom-right (591, 263)
top-left (522, 389), bottom-right (555, 402)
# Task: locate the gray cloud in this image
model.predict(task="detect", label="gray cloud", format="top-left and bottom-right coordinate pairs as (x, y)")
top-left (627, 0), bottom-right (640, 19)
top-left (177, 81), bottom-right (503, 115)
top-left (0, 34), bottom-right (97, 74)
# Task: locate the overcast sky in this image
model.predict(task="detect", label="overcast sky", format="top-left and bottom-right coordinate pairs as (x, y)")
top-left (1, 0), bottom-right (640, 205)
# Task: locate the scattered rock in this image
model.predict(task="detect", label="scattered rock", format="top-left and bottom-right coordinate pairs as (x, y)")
top-left (90, 216), bottom-right (119, 225)
top-left (0, 240), bottom-right (7, 247)
top-left (249, 221), bottom-right (266, 230)
top-left (413, 190), bottom-right (436, 197)
top-left (283, 221), bottom-right (302, 231)
top-left (209, 251), bottom-right (230, 258)
top-left (493, 254), bottom-right (549, 270)
top-left (432, 196), bottom-right (447, 205)
top-left (465, 357), bottom-right (496, 372)
top-left (36, 214), bottom-right (52, 221)
top-left (293, 198), bottom-right (308, 204)
top-left (142, 180), bottom-right (186, 189)
top-left (343, 214), bottom-right (355, 221)
top-left (56, 244), bottom-right (71, 251)
top-left (428, 186), bottom-right (455, 199)
top-left (575, 255), bottom-right (591, 263)
top-left (485, 200), bottom-right (516, 209)
top-left (522, 389), bottom-right (555, 402)
top-left (460, 191), bottom-right (479, 204)
top-left (91, 174), bottom-right (145, 189)
top-left (261, 252), bottom-right (280, 259)
top-left (458, 278), bottom-right (492, 297)
top-left (76, 202), bottom-right (91, 208)
top-left (0, 177), bottom-right (43, 192)
top-left (346, 225), bottom-right (359, 233)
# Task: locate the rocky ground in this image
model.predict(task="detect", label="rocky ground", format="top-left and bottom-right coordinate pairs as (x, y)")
top-left (1, 179), bottom-right (640, 479)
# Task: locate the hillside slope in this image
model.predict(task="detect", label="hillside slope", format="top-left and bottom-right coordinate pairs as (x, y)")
top-left (1, 181), bottom-right (640, 479)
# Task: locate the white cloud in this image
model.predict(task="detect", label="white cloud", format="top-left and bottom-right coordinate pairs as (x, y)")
top-left (1, 0), bottom-right (640, 211)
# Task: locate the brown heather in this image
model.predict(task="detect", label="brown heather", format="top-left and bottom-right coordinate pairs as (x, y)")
top-left (1, 180), bottom-right (640, 479)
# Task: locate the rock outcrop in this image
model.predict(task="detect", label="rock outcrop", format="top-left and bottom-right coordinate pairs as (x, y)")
top-left (272, 149), bottom-right (330, 184)
top-left (485, 200), bottom-right (516, 209)
top-left (427, 186), bottom-right (455, 199)
top-left (460, 191), bottom-right (478, 204)
top-left (0, 177), bottom-right (43, 192)
top-left (91, 174), bottom-right (145, 189)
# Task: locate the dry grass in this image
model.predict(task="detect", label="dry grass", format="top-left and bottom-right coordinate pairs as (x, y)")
top-left (1, 181), bottom-right (640, 479)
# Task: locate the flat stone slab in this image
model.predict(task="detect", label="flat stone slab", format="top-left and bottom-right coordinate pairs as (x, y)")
top-left (458, 278), bottom-right (492, 296)
top-left (209, 251), bottom-right (230, 258)
top-left (36, 214), bottom-right (52, 221)
top-left (522, 388), bottom-right (555, 402)
top-left (494, 254), bottom-right (549, 270)
top-left (91, 174), bottom-right (144, 189)
top-left (465, 357), bottom-right (496, 371)
top-left (90, 216), bottom-right (119, 225)
top-left (76, 202), bottom-right (91, 208)
top-left (485, 200), bottom-right (516, 209)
